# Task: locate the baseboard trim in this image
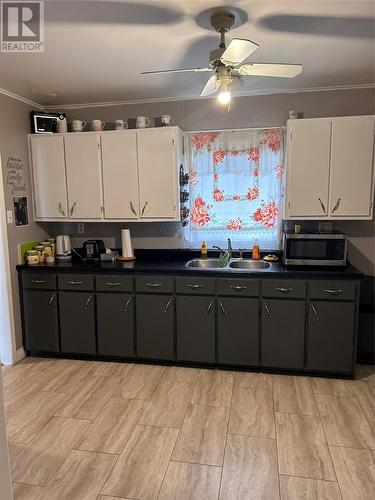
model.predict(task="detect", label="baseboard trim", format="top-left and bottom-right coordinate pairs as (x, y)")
top-left (1, 347), bottom-right (25, 366)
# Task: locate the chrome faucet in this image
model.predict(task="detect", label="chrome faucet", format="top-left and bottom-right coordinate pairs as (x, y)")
top-left (227, 238), bottom-right (233, 258)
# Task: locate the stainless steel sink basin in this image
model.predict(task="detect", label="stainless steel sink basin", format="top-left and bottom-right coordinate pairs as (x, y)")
top-left (186, 258), bottom-right (222, 269)
top-left (229, 260), bottom-right (271, 270)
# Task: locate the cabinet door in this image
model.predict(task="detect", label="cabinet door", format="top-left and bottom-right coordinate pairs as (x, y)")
top-left (218, 298), bottom-right (259, 366)
top-left (59, 292), bottom-right (96, 354)
top-left (137, 128), bottom-right (178, 219)
top-left (97, 293), bottom-right (134, 357)
top-left (64, 134), bottom-right (103, 219)
top-left (136, 294), bottom-right (174, 360)
top-left (23, 290), bottom-right (59, 352)
top-left (329, 117), bottom-right (375, 218)
top-left (261, 299), bottom-right (305, 369)
top-left (307, 301), bottom-right (355, 373)
top-left (287, 120), bottom-right (331, 217)
top-left (176, 296), bottom-right (215, 363)
top-left (30, 135), bottom-right (68, 218)
top-left (101, 132), bottom-right (139, 219)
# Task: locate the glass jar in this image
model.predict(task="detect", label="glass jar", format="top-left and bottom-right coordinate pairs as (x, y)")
top-left (34, 245), bottom-right (45, 263)
top-left (40, 241), bottom-right (53, 257)
top-left (25, 250), bottom-right (39, 265)
top-left (46, 238), bottom-right (56, 256)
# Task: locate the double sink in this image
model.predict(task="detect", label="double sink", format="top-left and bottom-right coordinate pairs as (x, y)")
top-left (186, 258), bottom-right (272, 271)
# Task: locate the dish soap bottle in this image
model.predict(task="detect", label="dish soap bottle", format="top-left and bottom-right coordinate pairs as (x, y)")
top-left (201, 241), bottom-right (207, 260)
top-left (252, 240), bottom-right (260, 261)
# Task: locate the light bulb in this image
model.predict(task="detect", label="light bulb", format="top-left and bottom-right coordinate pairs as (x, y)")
top-left (217, 90), bottom-right (231, 105)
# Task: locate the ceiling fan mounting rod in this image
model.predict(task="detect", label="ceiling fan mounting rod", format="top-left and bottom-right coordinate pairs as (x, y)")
top-left (219, 29), bottom-right (226, 49)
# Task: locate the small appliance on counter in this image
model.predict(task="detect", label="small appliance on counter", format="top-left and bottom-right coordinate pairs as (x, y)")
top-left (56, 235), bottom-right (72, 260)
top-left (81, 239), bottom-right (106, 262)
top-left (283, 231), bottom-right (348, 266)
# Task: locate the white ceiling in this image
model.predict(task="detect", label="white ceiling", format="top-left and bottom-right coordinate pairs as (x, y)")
top-left (1, 0), bottom-right (374, 107)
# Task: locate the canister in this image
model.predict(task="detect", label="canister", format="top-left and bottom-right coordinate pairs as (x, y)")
top-left (25, 250), bottom-right (39, 265)
top-left (33, 245), bottom-right (45, 263)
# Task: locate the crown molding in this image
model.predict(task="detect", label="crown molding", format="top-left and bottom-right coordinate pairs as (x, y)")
top-left (44, 83), bottom-right (375, 110)
top-left (0, 87), bottom-right (44, 109)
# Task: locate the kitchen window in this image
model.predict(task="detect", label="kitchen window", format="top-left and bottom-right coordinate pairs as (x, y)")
top-left (185, 128), bottom-right (285, 249)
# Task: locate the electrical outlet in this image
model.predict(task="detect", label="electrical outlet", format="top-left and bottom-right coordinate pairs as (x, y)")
top-left (77, 222), bottom-right (85, 234)
top-left (6, 210), bottom-right (13, 224)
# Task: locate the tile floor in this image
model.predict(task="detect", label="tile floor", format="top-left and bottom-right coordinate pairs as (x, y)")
top-left (2, 357), bottom-right (374, 500)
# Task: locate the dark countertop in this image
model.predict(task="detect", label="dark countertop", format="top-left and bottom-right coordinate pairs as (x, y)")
top-left (17, 249), bottom-right (364, 279)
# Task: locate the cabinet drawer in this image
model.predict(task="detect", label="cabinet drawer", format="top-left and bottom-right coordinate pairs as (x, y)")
top-left (96, 275), bottom-right (133, 292)
top-left (135, 275), bottom-right (174, 293)
top-left (22, 272), bottom-right (56, 290)
top-left (309, 281), bottom-right (356, 301)
top-left (58, 274), bottom-right (94, 290)
top-left (176, 277), bottom-right (215, 295)
top-left (218, 279), bottom-right (259, 297)
top-left (262, 280), bottom-right (306, 299)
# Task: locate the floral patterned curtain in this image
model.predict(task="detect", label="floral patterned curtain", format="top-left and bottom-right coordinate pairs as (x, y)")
top-left (185, 128), bottom-right (285, 249)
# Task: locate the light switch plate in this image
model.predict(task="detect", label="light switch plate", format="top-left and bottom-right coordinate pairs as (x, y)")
top-left (77, 222), bottom-right (85, 234)
top-left (6, 210), bottom-right (13, 224)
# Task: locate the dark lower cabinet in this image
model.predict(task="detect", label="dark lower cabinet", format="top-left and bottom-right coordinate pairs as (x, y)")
top-left (136, 294), bottom-right (174, 360)
top-left (218, 297), bottom-right (259, 365)
top-left (307, 301), bottom-right (355, 373)
top-left (261, 299), bottom-right (305, 369)
top-left (59, 292), bottom-right (96, 355)
top-left (176, 295), bottom-right (215, 363)
top-left (23, 290), bottom-right (59, 352)
top-left (97, 293), bottom-right (134, 357)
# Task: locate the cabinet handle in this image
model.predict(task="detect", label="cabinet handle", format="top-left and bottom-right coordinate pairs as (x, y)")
top-left (230, 285), bottom-right (247, 291)
top-left (264, 302), bottom-right (272, 319)
top-left (311, 303), bottom-right (320, 320)
top-left (318, 198), bottom-right (326, 213)
top-left (130, 202), bottom-right (137, 216)
top-left (187, 284), bottom-right (204, 289)
top-left (106, 281), bottom-right (122, 287)
top-left (164, 298), bottom-right (172, 313)
top-left (141, 201), bottom-right (148, 215)
top-left (146, 282), bottom-right (162, 288)
top-left (68, 281), bottom-right (84, 285)
top-left (84, 296), bottom-right (93, 310)
top-left (331, 198), bottom-right (341, 213)
top-left (323, 288), bottom-right (342, 295)
top-left (48, 294), bottom-right (56, 308)
top-left (219, 299), bottom-right (228, 316)
top-left (70, 202), bottom-right (77, 216)
top-left (205, 299), bottom-right (214, 315)
top-left (124, 296), bottom-right (133, 312)
top-left (31, 279), bottom-right (46, 284)
top-left (58, 202), bottom-right (66, 216)
top-left (275, 287), bottom-right (293, 294)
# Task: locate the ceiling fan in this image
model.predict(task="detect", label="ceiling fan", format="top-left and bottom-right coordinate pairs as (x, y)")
top-left (141, 11), bottom-right (303, 105)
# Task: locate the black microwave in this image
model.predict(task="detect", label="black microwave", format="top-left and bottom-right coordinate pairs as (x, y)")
top-left (283, 232), bottom-right (348, 266)
top-left (30, 111), bottom-right (66, 134)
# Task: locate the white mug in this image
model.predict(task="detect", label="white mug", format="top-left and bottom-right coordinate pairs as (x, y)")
top-left (161, 114), bottom-right (173, 126)
top-left (136, 116), bottom-right (150, 128)
top-left (72, 120), bottom-right (86, 132)
top-left (57, 118), bottom-right (68, 133)
top-left (92, 120), bottom-right (105, 131)
top-left (115, 119), bottom-right (128, 130)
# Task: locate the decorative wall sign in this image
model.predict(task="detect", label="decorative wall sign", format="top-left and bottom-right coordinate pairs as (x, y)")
top-left (6, 156), bottom-right (27, 195)
top-left (13, 197), bottom-right (29, 227)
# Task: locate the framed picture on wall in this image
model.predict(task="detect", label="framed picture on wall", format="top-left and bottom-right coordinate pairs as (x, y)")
top-left (13, 197), bottom-right (29, 227)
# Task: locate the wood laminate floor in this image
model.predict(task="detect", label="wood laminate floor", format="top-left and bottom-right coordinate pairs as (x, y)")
top-left (2, 358), bottom-right (374, 500)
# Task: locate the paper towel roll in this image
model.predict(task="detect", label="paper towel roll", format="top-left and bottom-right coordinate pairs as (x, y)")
top-left (121, 229), bottom-right (133, 258)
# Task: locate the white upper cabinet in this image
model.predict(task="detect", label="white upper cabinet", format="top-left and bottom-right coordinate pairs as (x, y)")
top-left (329, 117), bottom-right (375, 218)
top-left (101, 131), bottom-right (139, 219)
top-left (29, 135), bottom-right (68, 218)
top-left (137, 127), bottom-right (180, 219)
top-left (286, 119), bottom-right (331, 218)
top-left (285, 116), bottom-right (375, 220)
top-left (64, 133), bottom-right (103, 219)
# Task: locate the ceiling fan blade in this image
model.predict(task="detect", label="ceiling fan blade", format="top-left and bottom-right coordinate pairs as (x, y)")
top-left (141, 67), bottom-right (212, 75)
top-left (239, 63), bottom-right (303, 78)
top-left (200, 74), bottom-right (218, 97)
top-left (220, 38), bottom-right (259, 66)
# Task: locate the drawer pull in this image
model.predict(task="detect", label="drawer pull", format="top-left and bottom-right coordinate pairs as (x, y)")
top-left (275, 287), bottom-right (293, 294)
top-left (331, 198), bottom-right (341, 214)
top-left (68, 281), bottom-right (84, 285)
top-left (311, 303), bottom-right (320, 320)
top-left (318, 197), bottom-right (326, 213)
top-left (205, 299), bottom-right (214, 315)
top-left (264, 302), bottom-right (272, 319)
top-left (164, 298), bottom-right (172, 313)
top-left (323, 288), bottom-right (342, 295)
top-left (219, 299), bottom-right (228, 316)
top-left (141, 201), bottom-right (148, 215)
top-left (146, 282), bottom-right (162, 288)
top-left (84, 296), bottom-right (93, 310)
top-left (187, 284), bottom-right (204, 289)
top-left (48, 294), bottom-right (56, 308)
top-left (230, 285), bottom-right (247, 291)
top-left (130, 201), bottom-right (137, 216)
top-left (106, 281), bottom-right (122, 287)
top-left (31, 279), bottom-right (46, 284)
top-left (124, 296), bottom-right (133, 312)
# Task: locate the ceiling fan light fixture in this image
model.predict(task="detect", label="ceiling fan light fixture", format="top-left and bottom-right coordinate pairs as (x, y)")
top-left (217, 81), bottom-right (231, 105)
